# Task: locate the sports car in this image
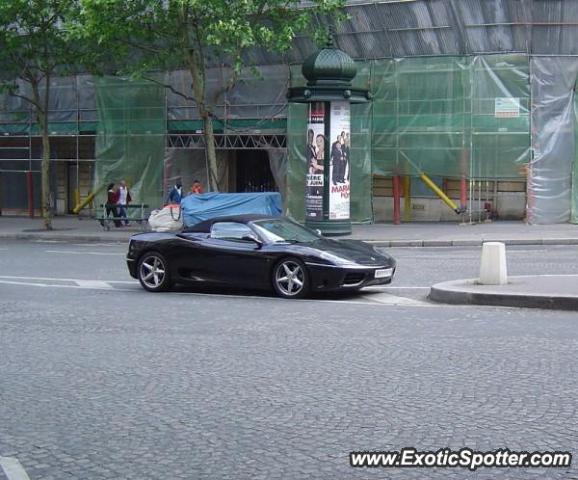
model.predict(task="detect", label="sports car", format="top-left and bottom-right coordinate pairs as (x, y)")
top-left (126, 214), bottom-right (396, 298)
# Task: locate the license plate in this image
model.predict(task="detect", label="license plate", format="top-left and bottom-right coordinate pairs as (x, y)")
top-left (374, 268), bottom-right (393, 278)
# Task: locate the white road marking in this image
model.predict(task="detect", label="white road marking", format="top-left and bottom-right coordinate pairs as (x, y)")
top-left (0, 280), bottom-right (50, 287)
top-left (0, 275), bottom-right (134, 284)
top-left (0, 277), bottom-right (437, 307)
top-left (74, 280), bottom-right (114, 289)
top-left (367, 286), bottom-right (429, 290)
top-left (45, 250), bottom-right (124, 256)
top-left (0, 457), bottom-right (31, 480)
top-left (32, 239), bottom-right (66, 243)
top-left (0, 274), bottom-right (442, 307)
top-left (71, 243), bottom-right (123, 247)
top-left (163, 289), bottom-right (438, 307)
top-left (360, 292), bottom-right (432, 307)
top-left (0, 279), bottom-right (135, 290)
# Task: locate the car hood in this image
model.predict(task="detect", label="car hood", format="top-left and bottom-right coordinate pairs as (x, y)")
top-left (305, 238), bottom-right (395, 266)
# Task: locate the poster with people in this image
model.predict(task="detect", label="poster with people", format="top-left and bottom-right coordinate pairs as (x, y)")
top-left (305, 102), bottom-right (325, 220)
top-left (329, 101), bottom-right (351, 220)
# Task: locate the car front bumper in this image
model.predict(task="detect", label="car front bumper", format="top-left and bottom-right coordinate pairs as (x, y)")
top-left (305, 262), bottom-right (396, 291)
top-left (126, 257), bottom-right (138, 278)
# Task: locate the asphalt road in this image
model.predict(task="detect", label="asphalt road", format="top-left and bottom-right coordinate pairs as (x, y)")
top-left (1, 240), bottom-right (577, 480)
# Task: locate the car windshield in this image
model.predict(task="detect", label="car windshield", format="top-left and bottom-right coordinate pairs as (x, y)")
top-left (252, 218), bottom-right (320, 243)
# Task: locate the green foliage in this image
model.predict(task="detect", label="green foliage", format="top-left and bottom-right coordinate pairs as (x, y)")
top-left (73, 0), bottom-right (345, 79)
top-left (0, 0), bottom-right (90, 229)
top-left (0, 0), bottom-right (81, 99)
top-left (72, 0), bottom-right (345, 192)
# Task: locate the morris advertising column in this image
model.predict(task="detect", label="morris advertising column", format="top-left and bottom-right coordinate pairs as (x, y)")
top-left (288, 42), bottom-right (369, 236)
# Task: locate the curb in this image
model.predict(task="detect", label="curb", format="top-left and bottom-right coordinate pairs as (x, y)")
top-left (0, 233), bottom-right (132, 243)
top-left (365, 238), bottom-right (578, 248)
top-left (2, 232), bottom-right (578, 247)
top-left (429, 278), bottom-right (578, 311)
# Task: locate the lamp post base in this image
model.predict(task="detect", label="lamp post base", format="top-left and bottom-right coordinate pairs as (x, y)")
top-left (305, 218), bottom-right (351, 236)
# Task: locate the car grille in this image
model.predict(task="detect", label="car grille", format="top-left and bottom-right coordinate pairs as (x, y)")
top-left (355, 260), bottom-right (384, 266)
top-left (350, 255), bottom-right (386, 266)
top-left (343, 272), bottom-right (366, 285)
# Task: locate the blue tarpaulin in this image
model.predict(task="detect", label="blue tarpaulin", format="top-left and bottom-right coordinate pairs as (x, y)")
top-left (181, 192), bottom-right (283, 227)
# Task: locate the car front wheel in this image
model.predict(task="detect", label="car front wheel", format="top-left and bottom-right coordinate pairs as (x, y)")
top-left (272, 258), bottom-right (309, 299)
top-left (138, 251), bottom-right (171, 292)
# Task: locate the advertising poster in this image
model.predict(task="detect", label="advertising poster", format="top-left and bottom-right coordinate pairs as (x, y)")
top-left (329, 101), bottom-right (351, 220)
top-left (305, 102), bottom-right (325, 220)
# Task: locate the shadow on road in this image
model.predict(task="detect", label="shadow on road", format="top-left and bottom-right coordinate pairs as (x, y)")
top-left (167, 283), bottom-right (368, 301)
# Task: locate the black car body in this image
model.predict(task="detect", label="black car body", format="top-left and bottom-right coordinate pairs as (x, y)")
top-left (127, 215), bottom-right (396, 298)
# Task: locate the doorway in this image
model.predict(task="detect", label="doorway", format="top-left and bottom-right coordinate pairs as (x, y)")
top-left (235, 150), bottom-right (276, 192)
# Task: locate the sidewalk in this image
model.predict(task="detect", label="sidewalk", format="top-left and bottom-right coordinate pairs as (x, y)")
top-left (348, 221), bottom-right (578, 247)
top-left (1, 215), bottom-right (578, 246)
top-left (429, 275), bottom-right (578, 311)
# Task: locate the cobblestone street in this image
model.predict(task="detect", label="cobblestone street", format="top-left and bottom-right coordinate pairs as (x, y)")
top-left (1, 240), bottom-right (577, 479)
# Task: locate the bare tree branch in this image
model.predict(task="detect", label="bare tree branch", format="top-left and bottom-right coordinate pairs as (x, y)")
top-left (142, 75), bottom-right (197, 104)
top-left (122, 37), bottom-right (166, 55)
top-left (5, 90), bottom-right (43, 111)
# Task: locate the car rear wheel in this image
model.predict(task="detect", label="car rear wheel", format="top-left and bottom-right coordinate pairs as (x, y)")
top-left (272, 258), bottom-right (309, 299)
top-left (138, 251), bottom-right (171, 292)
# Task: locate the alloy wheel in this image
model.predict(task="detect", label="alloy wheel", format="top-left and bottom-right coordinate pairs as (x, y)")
top-left (139, 254), bottom-right (166, 289)
top-left (275, 260), bottom-right (305, 297)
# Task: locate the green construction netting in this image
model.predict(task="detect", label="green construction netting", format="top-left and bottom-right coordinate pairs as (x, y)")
top-left (287, 55), bottom-right (530, 222)
top-left (573, 93), bottom-right (578, 224)
top-left (94, 77), bottom-right (165, 210)
top-left (373, 55), bottom-right (530, 179)
top-left (573, 152), bottom-right (578, 224)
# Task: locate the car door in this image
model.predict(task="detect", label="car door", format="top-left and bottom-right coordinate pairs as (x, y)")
top-left (168, 233), bottom-right (218, 284)
top-left (202, 222), bottom-right (271, 287)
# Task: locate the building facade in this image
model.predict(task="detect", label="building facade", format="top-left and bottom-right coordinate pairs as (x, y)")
top-left (1, 0), bottom-right (578, 224)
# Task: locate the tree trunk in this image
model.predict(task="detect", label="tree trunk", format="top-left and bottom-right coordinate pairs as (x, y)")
top-left (41, 127), bottom-right (52, 230)
top-left (187, 46), bottom-right (219, 192)
top-left (191, 92), bottom-right (219, 192)
top-left (200, 109), bottom-right (219, 192)
top-left (31, 79), bottom-right (52, 230)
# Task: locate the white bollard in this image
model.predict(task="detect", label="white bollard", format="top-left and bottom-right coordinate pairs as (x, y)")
top-left (478, 242), bottom-right (508, 285)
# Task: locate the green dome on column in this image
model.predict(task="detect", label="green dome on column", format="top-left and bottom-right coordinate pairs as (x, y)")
top-left (302, 45), bottom-right (357, 86)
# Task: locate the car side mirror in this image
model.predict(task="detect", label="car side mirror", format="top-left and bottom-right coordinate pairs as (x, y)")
top-left (315, 229), bottom-right (323, 236)
top-left (242, 235), bottom-right (263, 247)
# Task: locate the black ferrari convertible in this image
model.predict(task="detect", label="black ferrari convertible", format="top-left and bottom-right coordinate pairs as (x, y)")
top-left (127, 215), bottom-right (396, 298)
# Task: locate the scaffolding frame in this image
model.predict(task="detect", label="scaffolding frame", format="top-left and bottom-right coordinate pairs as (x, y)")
top-left (167, 133), bottom-right (286, 150)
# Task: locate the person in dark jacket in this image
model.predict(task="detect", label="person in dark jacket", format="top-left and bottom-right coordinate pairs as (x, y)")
top-left (106, 183), bottom-right (121, 227)
top-left (167, 182), bottom-right (182, 204)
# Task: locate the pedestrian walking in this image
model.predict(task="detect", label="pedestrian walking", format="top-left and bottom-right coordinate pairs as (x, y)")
top-left (106, 183), bottom-right (121, 228)
top-left (116, 179), bottom-right (132, 226)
